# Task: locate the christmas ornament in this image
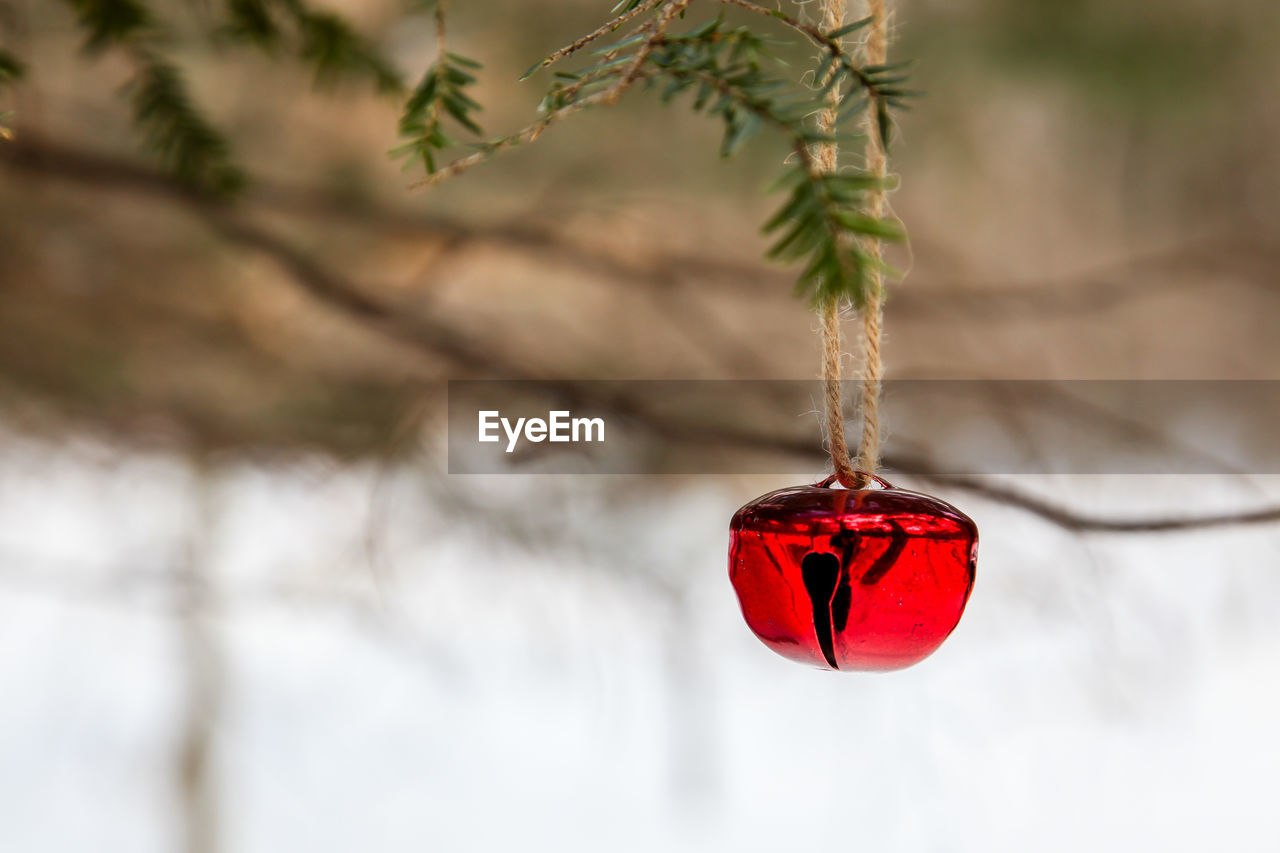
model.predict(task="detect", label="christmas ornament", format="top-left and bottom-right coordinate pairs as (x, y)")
top-left (729, 475), bottom-right (977, 671)
top-left (723, 0), bottom-right (977, 672)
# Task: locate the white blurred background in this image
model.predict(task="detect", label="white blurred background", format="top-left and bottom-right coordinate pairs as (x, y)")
top-left (1, 431), bottom-right (1277, 851)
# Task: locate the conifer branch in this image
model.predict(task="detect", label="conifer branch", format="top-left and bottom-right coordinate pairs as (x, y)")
top-left (126, 52), bottom-right (246, 194)
top-left (50, 0), bottom-right (409, 193)
top-left (281, 0), bottom-right (403, 94)
top-left (22, 1), bottom-right (920, 304)
top-left (0, 51), bottom-right (22, 83)
top-left (411, 4), bottom-right (909, 304)
top-left (61, 0), bottom-right (246, 194)
top-left (221, 0), bottom-right (282, 50)
top-left (220, 0), bottom-right (404, 93)
top-left (391, 1), bottom-right (486, 175)
top-left (408, 0), bottom-right (693, 189)
top-left (428, 0), bottom-right (448, 128)
top-left (0, 47), bottom-right (21, 140)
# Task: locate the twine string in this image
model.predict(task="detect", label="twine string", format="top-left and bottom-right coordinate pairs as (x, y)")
top-left (817, 0), bottom-right (889, 489)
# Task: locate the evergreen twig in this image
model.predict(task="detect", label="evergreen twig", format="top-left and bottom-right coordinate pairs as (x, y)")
top-left (283, 0), bottom-right (402, 94)
top-left (221, 0), bottom-right (404, 93)
top-left (0, 48), bottom-right (20, 139)
top-left (126, 54), bottom-right (246, 195)
top-left (412, 4), bottom-right (912, 305)
top-left (409, 0), bottom-right (694, 190)
top-left (61, 0), bottom-right (245, 194)
top-left (391, 0), bottom-right (485, 175)
top-left (52, 0), bottom-right (409, 193)
top-left (22, 0), bottom-right (918, 304)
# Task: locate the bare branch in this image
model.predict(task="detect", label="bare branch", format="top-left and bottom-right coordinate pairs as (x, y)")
top-left (717, 0), bottom-right (845, 49)
top-left (6, 136), bottom-right (1280, 535)
top-left (524, 0), bottom-right (665, 77)
top-left (905, 468), bottom-right (1280, 533)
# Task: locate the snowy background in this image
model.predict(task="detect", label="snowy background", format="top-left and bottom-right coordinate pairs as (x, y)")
top-left (1, 432), bottom-right (1277, 852)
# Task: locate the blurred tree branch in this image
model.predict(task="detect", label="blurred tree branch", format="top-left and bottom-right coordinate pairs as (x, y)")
top-left (7, 136), bottom-right (1273, 322)
top-left (4, 138), bottom-right (1280, 534)
top-left (177, 467), bottom-right (222, 853)
top-left (0, 538), bottom-right (464, 675)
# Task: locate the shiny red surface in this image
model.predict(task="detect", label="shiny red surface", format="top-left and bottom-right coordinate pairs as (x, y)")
top-left (729, 476), bottom-right (977, 671)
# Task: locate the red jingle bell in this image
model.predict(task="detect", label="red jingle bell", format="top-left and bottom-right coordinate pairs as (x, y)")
top-left (729, 475), bottom-right (977, 671)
